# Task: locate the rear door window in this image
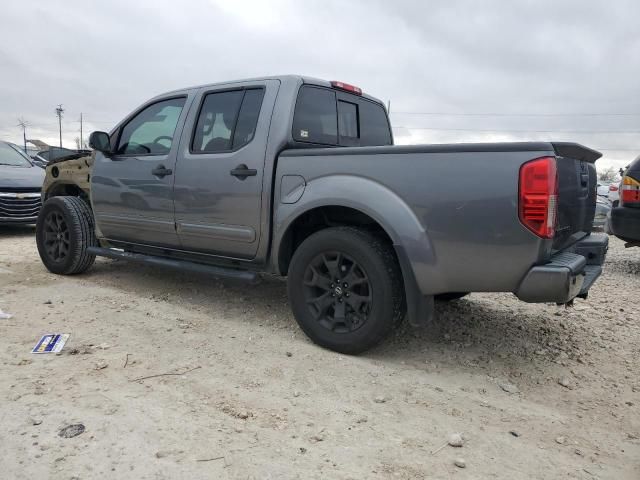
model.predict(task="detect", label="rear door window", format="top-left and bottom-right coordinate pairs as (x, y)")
top-left (233, 89), bottom-right (265, 149)
top-left (191, 88), bottom-right (265, 153)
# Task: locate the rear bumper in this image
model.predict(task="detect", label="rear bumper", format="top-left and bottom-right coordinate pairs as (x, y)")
top-left (515, 234), bottom-right (608, 303)
top-left (610, 206), bottom-right (640, 243)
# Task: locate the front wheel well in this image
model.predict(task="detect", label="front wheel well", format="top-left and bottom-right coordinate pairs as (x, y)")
top-left (277, 206), bottom-right (395, 276)
top-left (45, 183), bottom-right (88, 202)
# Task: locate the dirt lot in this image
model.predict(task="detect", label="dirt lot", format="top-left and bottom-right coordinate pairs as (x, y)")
top-left (0, 226), bottom-right (638, 480)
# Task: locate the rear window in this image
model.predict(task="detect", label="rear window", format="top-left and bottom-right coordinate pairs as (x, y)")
top-left (292, 85), bottom-right (391, 147)
top-left (360, 100), bottom-right (392, 146)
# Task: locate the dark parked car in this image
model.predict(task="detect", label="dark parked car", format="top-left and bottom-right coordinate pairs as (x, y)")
top-left (36, 75), bottom-right (608, 353)
top-left (609, 155), bottom-right (640, 246)
top-left (0, 141), bottom-right (45, 223)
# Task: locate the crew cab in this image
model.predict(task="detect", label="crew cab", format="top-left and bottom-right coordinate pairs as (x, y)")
top-left (36, 75), bottom-right (608, 353)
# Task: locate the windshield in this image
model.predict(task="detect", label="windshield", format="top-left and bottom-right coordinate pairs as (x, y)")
top-left (0, 142), bottom-right (33, 167)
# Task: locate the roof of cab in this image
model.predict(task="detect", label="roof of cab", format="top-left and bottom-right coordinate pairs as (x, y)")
top-left (154, 75), bottom-right (385, 105)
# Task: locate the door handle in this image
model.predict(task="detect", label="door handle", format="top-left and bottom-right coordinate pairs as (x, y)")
top-left (230, 164), bottom-right (257, 180)
top-left (152, 165), bottom-right (173, 178)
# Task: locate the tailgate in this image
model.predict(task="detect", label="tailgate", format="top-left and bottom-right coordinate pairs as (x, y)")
top-left (552, 142), bottom-right (602, 250)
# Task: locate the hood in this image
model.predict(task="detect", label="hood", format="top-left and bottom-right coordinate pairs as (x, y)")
top-left (0, 164), bottom-right (46, 190)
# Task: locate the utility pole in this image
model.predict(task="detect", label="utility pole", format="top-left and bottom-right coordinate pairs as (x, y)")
top-left (17, 117), bottom-right (29, 154)
top-left (79, 112), bottom-right (83, 150)
top-left (55, 104), bottom-right (64, 148)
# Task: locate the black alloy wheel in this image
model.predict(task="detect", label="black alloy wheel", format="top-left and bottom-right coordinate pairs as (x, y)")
top-left (42, 210), bottom-right (70, 263)
top-left (303, 251), bottom-right (372, 333)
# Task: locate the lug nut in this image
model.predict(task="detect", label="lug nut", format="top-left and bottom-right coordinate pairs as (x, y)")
top-left (343, 283), bottom-right (348, 288)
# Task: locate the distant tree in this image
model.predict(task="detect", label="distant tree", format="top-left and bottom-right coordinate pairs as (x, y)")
top-left (598, 166), bottom-right (618, 183)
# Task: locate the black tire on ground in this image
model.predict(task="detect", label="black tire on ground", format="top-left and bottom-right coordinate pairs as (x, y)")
top-left (287, 226), bottom-right (406, 354)
top-left (36, 196), bottom-right (97, 275)
top-left (434, 292), bottom-right (469, 301)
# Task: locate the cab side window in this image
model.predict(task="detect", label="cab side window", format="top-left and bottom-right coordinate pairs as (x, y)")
top-left (292, 85), bottom-right (392, 147)
top-left (292, 87), bottom-right (338, 145)
top-left (116, 97), bottom-right (186, 155)
top-left (191, 88), bottom-right (265, 153)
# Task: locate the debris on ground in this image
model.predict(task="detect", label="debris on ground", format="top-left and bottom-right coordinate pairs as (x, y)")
top-left (448, 433), bottom-right (465, 447)
top-left (31, 334), bottom-right (69, 354)
top-left (58, 424), bottom-right (85, 438)
top-left (498, 381), bottom-right (520, 394)
top-left (454, 458), bottom-right (466, 468)
top-left (557, 376), bottom-right (572, 389)
top-left (0, 308), bottom-right (12, 319)
top-left (432, 433), bottom-right (465, 455)
top-left (93, 361), bottom-right (108, 370)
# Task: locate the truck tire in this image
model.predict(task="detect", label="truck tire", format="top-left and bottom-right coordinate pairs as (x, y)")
top-left (287, 227), bottom-right (405, 354)
top-left (36, 196), bottom-right (97, 275)
top-left (435, 292), bottom-right (469, 301)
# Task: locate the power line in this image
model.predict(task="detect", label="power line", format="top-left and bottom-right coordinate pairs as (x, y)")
top-left (392, 126), bottom-right (640, 134)
top-left (391, 111), bottom-right (640, 117)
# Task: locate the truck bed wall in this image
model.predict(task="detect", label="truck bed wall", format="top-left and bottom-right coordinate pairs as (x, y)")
top-left (275, 145), bottom-right (555, 295)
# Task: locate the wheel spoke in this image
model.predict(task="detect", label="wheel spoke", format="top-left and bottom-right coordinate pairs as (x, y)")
top-left (43, 210), bottom-right (71, 262)
top-left (346, 293), bottom-right (371, 313)
top-left (306, 292), bottom-right (333, 320)
top-left (322, 253), bottom-right (340, 279)
top-left (304, 266), bottom-right (332, 290)
top-left (343, 265), bottom-right (368, 287)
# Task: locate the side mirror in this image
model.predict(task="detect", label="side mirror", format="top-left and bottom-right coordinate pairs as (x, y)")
top-left (89, 131), bottom-right (112, 155)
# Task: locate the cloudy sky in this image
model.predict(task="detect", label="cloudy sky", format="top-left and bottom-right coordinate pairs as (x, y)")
top-left (1, 0), bottom-right (638, 170)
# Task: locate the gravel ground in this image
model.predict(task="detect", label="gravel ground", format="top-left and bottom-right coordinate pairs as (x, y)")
top-left (0, 226), bottom-right (638, 479)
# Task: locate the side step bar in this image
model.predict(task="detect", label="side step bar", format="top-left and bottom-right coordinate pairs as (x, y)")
top-left (87, 247), bottom-right (260, 284)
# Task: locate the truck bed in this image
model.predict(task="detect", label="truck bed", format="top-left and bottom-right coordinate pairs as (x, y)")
top-left (277, 142), bottom-right (600, 296)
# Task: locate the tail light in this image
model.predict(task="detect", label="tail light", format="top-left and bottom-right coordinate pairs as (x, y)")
top-left (609, 184), bottom-right (619, 192)
top-left (519, 156), bottom-right (558, 239)
top-left (330, 81), bottom-right (362, 95)
top-left (620, 175), bottom-right (640, 205)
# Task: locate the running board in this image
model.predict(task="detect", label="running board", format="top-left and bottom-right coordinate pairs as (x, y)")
top-left (87, 247), bottom-right (260, 284)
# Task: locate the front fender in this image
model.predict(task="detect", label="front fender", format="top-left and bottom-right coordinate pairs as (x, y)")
top-left (273, 174), bottom-right (436, 294)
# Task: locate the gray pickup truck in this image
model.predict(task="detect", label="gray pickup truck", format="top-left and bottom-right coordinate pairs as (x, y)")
top-left (36, 75), bottom-right (608, 353)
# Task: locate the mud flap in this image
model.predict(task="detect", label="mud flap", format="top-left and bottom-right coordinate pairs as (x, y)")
top-left (394, 245), bottom-right (434, 327)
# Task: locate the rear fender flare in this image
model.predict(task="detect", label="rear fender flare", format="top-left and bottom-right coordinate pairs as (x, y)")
top-left (273, 174), bottom-right (436, 293)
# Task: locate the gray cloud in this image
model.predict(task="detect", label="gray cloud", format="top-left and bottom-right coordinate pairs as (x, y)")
top-left (0, 0), bottom-right (637, 169)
